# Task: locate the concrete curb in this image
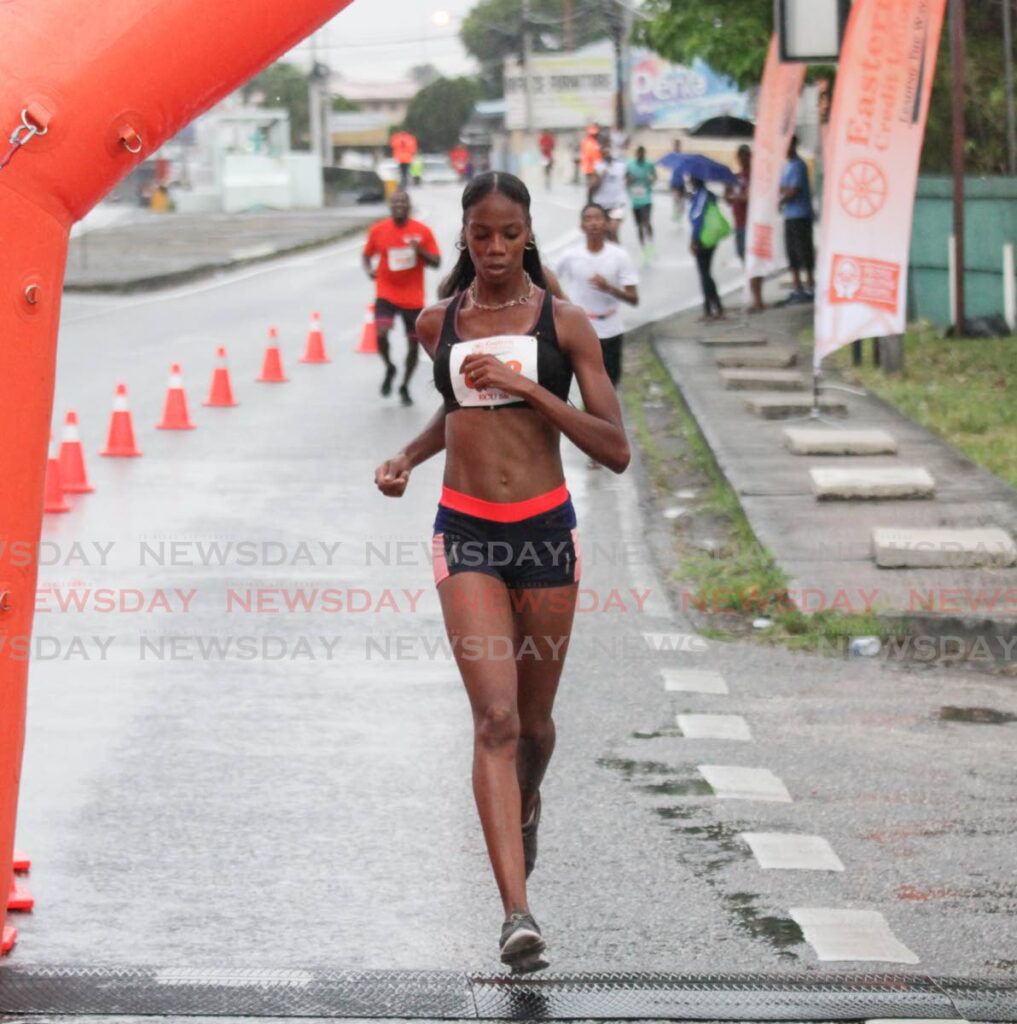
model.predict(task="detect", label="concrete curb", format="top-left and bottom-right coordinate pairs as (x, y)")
top-left (644, 319), bottom-right (1017, 652)
top-left (63, 221), bottom-right (371, 295)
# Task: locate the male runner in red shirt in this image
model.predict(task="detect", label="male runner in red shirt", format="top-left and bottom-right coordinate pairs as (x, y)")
top-left (362, 191), bottom-right (441, 405)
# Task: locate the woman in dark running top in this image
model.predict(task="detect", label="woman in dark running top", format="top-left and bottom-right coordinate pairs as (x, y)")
top-left (374, 172), bottom-right (629, 972)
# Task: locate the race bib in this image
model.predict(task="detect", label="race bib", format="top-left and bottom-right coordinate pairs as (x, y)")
top-left (449, 335), bottom-right (538, 408)
top-left (388, 246), bottom-right (417, 272)
top-left (630, 184), bottom-right (648, 199)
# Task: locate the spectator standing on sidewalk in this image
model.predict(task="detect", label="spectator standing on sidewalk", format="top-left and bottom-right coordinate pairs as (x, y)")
top-left (725, 143), bottom-right (764, 312)
top-left (779, 134), bottom-right (815, 303)
top-left (689, 177), bottom-right (726, 321)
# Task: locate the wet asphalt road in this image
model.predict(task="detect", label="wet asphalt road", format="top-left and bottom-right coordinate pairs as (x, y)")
top-left (7, 184), bottom-right (1016, 982)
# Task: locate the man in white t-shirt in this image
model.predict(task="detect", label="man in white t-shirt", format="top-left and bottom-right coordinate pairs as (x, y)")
top-left (553, 202), bottom-right (639, 388)
top-left (589, 143), bottom-right (629, 242)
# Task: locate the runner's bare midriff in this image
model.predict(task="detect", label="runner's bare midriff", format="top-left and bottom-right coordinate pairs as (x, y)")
top-left (443, 407), bottom-right (565, 502)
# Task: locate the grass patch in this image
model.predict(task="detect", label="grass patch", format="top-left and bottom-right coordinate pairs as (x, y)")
top-left (828, 325), bottom-right (1017, 488)
top-left (623, 339), bottom-right (901, 653)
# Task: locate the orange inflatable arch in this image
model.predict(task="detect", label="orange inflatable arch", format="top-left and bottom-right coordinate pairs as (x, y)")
top-left (0, 0), bottom-right (355, 950)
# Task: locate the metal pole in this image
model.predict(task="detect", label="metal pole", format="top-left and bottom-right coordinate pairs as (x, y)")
top-left (521, 0), bottom-right (534, 134)
top-left (563, 0), bottom-right (574, 50)
top-left (950, 0), bottom-right (966, 332)
top-left (1004, 0), bottom-right (1017, 174)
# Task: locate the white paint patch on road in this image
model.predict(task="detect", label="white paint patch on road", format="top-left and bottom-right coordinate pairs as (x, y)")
top-left (661, 668), bottom-right (728, 693)
top-left (697, 765), bottom-right (792, 802)
top-left (739, 832), bottom-right (845, 871)
top-left (789, 908), bottom-right (920, 964)
top-left (155, 967), bottom-right (313, 987)
top-left (676, 713), bottom-right (752, 741)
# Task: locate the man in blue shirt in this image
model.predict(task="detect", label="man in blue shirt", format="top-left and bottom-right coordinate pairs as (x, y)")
top-left (779, 134), bottom-right (814, 302)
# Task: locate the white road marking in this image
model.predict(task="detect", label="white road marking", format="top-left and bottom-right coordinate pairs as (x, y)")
top-left (697, 765), bottom-right (792, 802)
top-left (676, 713), bottom-right (752, 741)
top-left (789, 908), bottom-right (920, 964)
top-left (661, 667), bottom-right (728, 693)
top-left (739, 832), bottom-right (845, 871)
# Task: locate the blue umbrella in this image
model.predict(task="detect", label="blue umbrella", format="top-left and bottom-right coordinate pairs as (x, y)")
top-left (656, 152), bottom-right (737, 186)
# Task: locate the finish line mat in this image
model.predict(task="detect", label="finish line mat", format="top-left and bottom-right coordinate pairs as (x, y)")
top-left (0, 966), bottom-right (1014, 1020)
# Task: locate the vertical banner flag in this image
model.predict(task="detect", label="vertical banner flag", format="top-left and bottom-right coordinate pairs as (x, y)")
top-left (814, 0), bottom-right (947, 367)
top-left (745, 35), bottom-right (806, 281)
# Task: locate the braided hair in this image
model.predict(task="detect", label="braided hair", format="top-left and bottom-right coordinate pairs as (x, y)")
top-left (438, 171), bottom-right (548, 299)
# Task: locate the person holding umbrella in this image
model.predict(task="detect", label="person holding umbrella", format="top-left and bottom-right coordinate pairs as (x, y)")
top-left (688, 177), bottom-right (728, 322)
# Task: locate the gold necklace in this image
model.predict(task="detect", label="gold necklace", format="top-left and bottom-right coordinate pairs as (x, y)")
top-left (468, 272), bottom-right (533, 311)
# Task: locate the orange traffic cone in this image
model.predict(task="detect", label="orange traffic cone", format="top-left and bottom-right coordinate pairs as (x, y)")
top-left (58, 411), bottom-right (94, 493)
top-left (300, 311), bottom-right (330, 363)
top-left (43, 437), bottom-right (71, 513)
top-left (1, 925), bottom-right (16, 955)
top-left (7, 878), bottom-right (33, 912)
top-left (157, 363), bottom-right (196, 429)
top-left (204, 347), bottom-right (238, 407)
top-left (100, 383), bottom-right (142, 456)
top-left (257, 327), bottom-right (288, 382)
top-left (356, 305), bottom-right (378, 354)
top-left (12, 850), bottom-right (30, 873)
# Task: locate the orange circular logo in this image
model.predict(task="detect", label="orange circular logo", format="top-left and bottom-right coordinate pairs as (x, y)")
top-left (504, 360), bottom-right (522, 373)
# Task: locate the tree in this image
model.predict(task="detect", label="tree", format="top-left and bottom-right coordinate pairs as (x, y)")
top-left (636, 0), bottom-right (771, 91)
top-left (460, 0), bottom-right (610, 94)
top-left (636, 0), bottom-right (1013, 175)
top-left (331, 94), bottom-right (360, 112)
top-left (242, 62), bottom-right (310, 149)
top-left (402, 76), bottom-right (482, 152)
top-left (409, 63), bottom-right (442, 88)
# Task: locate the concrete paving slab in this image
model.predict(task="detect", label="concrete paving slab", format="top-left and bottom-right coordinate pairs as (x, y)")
top-left (693, 334), bottom-right (769, 347)
top-left (810, 467), bottom-right (936, 501)
top-left (652, 297), bottom-right (1017, 620)
top-left (716, 348), bottom-right (799, 368)
top-left (783, 428), bottom-right (898, 456)
top-left (721, 369), bottom-right (808, 391)
top-left (743, 394), bottom-right (849, 418)
top-left (872, 527), bottom-right (1017, 568)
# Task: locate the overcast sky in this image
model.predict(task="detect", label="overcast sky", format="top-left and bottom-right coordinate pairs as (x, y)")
top-left (283, 0), bottom-right (480, 83)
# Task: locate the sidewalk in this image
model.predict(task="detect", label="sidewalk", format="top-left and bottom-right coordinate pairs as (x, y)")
top-left (649, 292), bottom-right (1017, 633)
top-left (64, 206), bottom-right (379, 292)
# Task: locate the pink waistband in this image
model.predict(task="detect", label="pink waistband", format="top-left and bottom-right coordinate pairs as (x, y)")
top-left (440, 482), bottom-right (569, 523)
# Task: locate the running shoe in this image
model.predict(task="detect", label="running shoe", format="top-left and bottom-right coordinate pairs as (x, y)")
top-left (522, 791), bottom-right (541, 878)
top-left (398, 384), bottom-right (413, 407)
top-left (380, 364), bottom-right (397, 396)
top-left (499, 911), bottom-right (548, 973)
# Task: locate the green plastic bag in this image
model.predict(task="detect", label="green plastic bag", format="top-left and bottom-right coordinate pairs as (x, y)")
top-left (700, 198), bottom-right (732, 248)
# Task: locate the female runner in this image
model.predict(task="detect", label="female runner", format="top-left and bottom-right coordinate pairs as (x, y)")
top-left (374, 172), bottom-right (629, 972)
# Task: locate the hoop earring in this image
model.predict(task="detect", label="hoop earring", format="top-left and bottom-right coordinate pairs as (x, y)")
top-left (525, 237), bottom-right (537, 251)
top-left (456, 238), bottom-right (467, 251)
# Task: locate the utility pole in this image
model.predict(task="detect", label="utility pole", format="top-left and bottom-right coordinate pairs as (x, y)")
top-left (564, 0), bottom-right (574, 50)
top-left (1004, 0), bottom-right (1017, 174)
top-left (520, 0), bottom-right (535, 134)
top-left (606, 0), bottom-right (628, 131)
top-left (950, 0), bottom-right (966, 332)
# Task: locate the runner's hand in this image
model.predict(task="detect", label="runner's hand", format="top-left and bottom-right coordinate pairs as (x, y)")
top-left (375, 454), bottom-right (411, 497)
top-left (590, 274), bottom-right (610, 293)
top-left (458, 353), bottom-right (533, 399)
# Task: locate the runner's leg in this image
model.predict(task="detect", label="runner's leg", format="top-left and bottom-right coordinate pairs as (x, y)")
top-left (510, 584), bottom-right (578, 823)
top-left (438, 572), bottom-right (530, 915)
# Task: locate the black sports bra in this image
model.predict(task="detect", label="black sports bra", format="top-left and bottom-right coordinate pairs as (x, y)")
top-left (432, 287), bottom-right (573, 413)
